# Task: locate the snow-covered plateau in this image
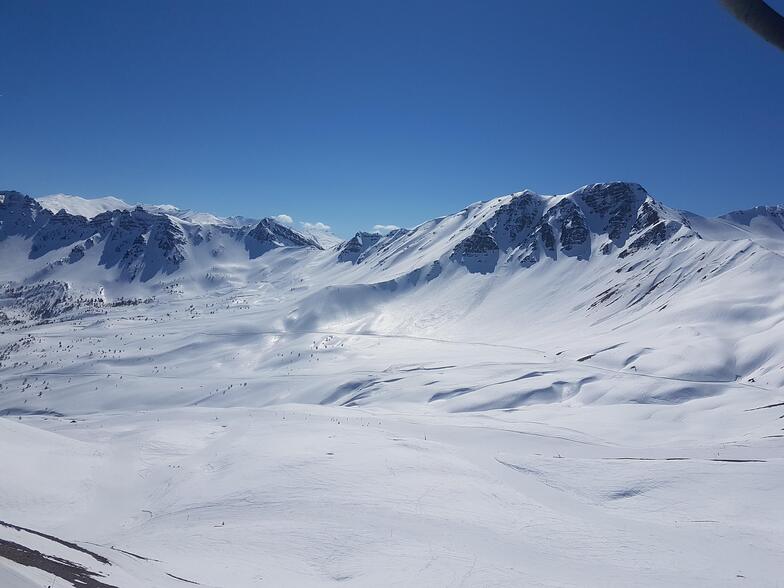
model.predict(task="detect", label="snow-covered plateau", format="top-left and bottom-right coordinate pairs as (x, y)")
top-left (0, 182), bottom-right (782, 587)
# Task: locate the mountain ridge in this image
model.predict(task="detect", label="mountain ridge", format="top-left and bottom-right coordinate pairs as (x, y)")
top-left (2, 182), bottom-right (782, 291)
top-left (2, 180), bottom-right (783, 435)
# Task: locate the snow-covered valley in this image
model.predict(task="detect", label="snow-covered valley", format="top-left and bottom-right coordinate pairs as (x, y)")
top-left (1, 182), bottom-right (783, 586)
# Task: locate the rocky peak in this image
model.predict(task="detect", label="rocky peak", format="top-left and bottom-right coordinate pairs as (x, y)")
top-left (448, 182), bottom-right (695, 272)
top-left (0, 190), bottom-right (53, 239)
top-left (450, 223), bottom-right (500, 274)
top-left (546, 199), bottom-right (591, 259)
top-left (245, 217), bottom-right (323, 259)
top-left (338, 232), bottom-right (383, 264)
top-left (29, 209), bottom-right (93, 259)
top-left (93, 207), bottom-right (189, 281)
top-left (572, 182), bottom-right (649, 244)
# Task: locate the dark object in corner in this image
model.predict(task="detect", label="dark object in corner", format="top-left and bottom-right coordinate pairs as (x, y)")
top-left (721, 0), bottom-right (784, 51)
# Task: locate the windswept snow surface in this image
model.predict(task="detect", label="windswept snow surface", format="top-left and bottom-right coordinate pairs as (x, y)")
top-left (1, 182), bottom-right (783, 586)
top-left (36, 194), bottom-right (133, 218)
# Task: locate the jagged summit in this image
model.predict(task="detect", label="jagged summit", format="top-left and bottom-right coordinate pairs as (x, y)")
top-left (245, 217), bottom-right (324, 258)
top-left (3, 180), bottom-right (784, 447)
top-left (0, 190), bottom-right (54, 239)
top-left (340, 181), bottom-right (694, 275)
top-left (1, 183), bottom-right (780, 285)
top-left (337, 231), bottom-right (383, 264)
top-left (0, 194), bottom-right (323, 283)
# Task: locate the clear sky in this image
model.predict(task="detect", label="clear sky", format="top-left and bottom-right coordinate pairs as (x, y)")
top-left (1, 0), bottom-right (782, 236)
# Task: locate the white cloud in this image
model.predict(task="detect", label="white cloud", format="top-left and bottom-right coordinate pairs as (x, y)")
top-left (273, 214), bottom-right (293, 225)
top-left (372, 224), bottom-right (399, 235)
top-left (301, 221), bottom-right (331, 231)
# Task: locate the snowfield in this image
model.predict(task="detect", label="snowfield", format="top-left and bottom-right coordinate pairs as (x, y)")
top-left (1, 183), bottom-right (783, 586)
top-left (2, 404), bottom-right (782, 587)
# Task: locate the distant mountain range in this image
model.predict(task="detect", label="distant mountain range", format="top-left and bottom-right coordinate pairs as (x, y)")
top-left (2, 181), bottom-right (783, 404)
top-left (1, 182), bottom-right (782, 288)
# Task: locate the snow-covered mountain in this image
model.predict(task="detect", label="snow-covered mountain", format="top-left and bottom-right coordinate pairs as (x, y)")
top-left (3, 179), bottom-right (784, 393)
top-left (3, 182), bottom-right (774, 285)
top-left (2, 182), bottom-right (783, 587)
top-left (37, 193), bottom-right (133, 218)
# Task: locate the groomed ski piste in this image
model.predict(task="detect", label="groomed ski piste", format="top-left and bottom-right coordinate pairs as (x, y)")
top-left (1, 182), bottom-right (782, 586)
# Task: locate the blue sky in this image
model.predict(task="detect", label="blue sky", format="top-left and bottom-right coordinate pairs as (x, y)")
top-left (1, 0), bottom-right (782, 236)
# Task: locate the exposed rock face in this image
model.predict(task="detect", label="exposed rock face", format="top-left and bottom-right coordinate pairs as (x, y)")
top-left (1, 194), bottom-right (329, 282)
top-left (29, 210), bottom-right (93, 259)
top-left (90, 207), bottom-right (189, 281)
top-left (490, 191), bottom-right (544, 248)
top-left (450, 192), bottom-right (545, 273)
top-left (1, 281), bottom-right (73, 320)
top-left (517, 219), bottom-right (557, 267)
top-left (617, 200), bottom-right (687, 259)
top-left (1, 194), bottom-right (195, 281)
top-left (445, 182), bottom-right (693, 272)
top-left (631, 200), bottom-right (661, 233)
top-left (547, 199), bottom-right (591, 259)
top-left (245, 218), bottom-right (323, 259)
top-left (0, 191), bottom-right (53, 239)
top-left (338, 232), bottom-right (382, 264)
top-left (575, 182), bottom-right (647, 244)
top-left (450, 224), bottom-right (500, 274)
top-left (67, 243), bottom-right (87, 263)
top-left (0, 182), bottom-right (714, 284)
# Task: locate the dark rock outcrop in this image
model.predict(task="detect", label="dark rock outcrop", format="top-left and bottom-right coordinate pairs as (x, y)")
top-left (338, 232), bottom-right (382, 264)
top-left (245, 218), bottom-right (323, 259)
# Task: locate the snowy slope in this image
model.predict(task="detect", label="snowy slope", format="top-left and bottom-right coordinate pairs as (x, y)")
top-left (1, 182), bottom-right (783, 587)
top-left (37, 194), bottom-right (132, 218)
top-left (3, 181), bottom-right (784, 403)
top-left (38, 193), bottom-right (253, 227)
